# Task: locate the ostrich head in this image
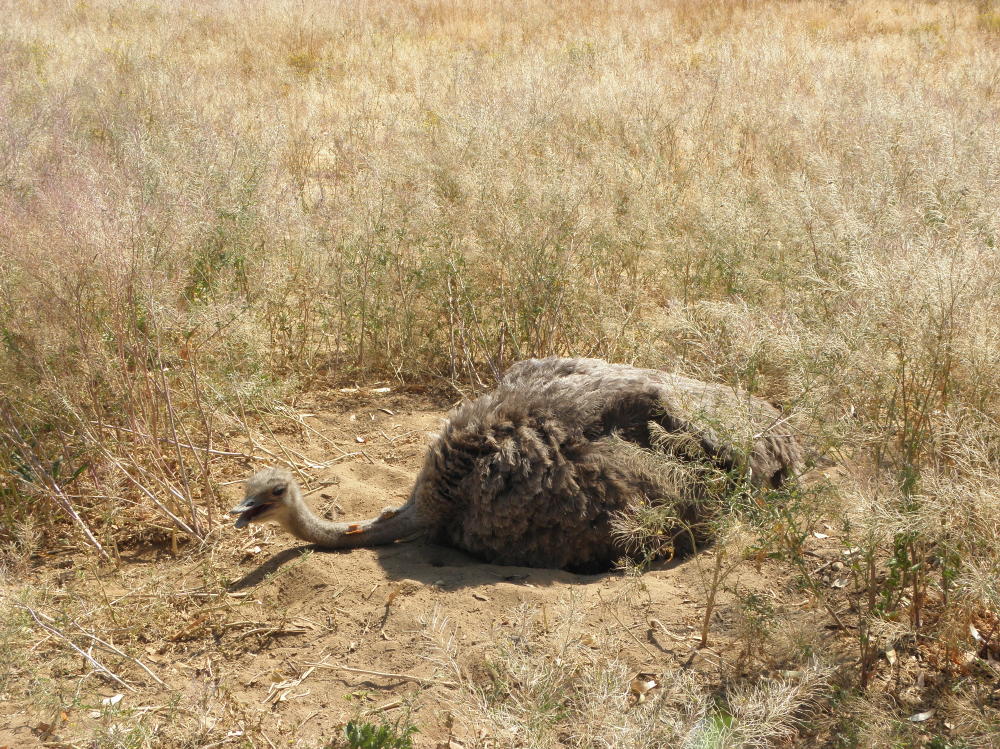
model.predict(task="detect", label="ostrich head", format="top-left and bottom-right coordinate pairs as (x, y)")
top-left (230, 467), bottom-right (298, 528)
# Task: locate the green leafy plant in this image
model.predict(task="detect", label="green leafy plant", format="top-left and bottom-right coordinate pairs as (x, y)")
top-left (329, 720), bottom-right (418, 749)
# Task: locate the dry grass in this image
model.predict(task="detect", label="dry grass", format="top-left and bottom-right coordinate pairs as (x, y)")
top-left (3, 0), bottom-right (1000, 745)
top-left (422, 598), bottom-right (831, 748)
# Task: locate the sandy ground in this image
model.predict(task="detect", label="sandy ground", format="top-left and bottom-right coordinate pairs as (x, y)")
top-left (0, 389), bottom-right (833, 748)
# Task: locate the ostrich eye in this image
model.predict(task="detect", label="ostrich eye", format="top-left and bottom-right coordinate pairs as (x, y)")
top-left (271, 485), bottom-right (286, 497)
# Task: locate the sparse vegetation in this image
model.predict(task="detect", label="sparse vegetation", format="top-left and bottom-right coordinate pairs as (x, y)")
top-left (2, 0), bottom-right (1000, 745)
top-left (423, 599), bottom-right (831, 748)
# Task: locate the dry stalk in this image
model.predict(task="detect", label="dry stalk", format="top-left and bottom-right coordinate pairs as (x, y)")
top-left (305, 660), bottom-right (457, 688)
top-left (20, 605), bottom-right (135, 691)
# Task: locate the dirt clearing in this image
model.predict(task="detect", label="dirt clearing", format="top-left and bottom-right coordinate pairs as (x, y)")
top-left (0, 391), bottom-right (837, 747)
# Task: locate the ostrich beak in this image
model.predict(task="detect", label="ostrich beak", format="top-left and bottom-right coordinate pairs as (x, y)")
top-left (230, 495), bottom-right (273, 529)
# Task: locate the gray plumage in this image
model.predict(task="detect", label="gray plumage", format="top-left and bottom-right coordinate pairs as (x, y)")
top-left (232, 357), bottom-right (801, 571)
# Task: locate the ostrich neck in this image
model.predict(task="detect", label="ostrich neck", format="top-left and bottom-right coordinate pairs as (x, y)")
top-left (282, 499), bottom-right (346, 544)
top-left (280, 494), bottom-right (423, 548)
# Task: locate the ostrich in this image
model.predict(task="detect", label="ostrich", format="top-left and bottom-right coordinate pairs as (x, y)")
top-left (231, 357), bottom-right (801, 571)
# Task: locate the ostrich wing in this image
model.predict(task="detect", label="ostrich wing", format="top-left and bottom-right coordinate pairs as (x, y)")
top-left (501, 358), bottom-right (799, 487)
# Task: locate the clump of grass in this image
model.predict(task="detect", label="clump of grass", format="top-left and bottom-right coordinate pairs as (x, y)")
top-left (422, 599), bottom-right (831, 748)
top-left (977, 0), bottom-right (1000, 34)
top-left (607, 425), bottom-right (729, 561)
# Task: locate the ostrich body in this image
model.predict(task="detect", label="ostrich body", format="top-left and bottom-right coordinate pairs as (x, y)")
top-left (231, 357), bottom-right (800, 571)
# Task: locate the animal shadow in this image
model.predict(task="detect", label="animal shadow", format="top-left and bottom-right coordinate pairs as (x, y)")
top-left (227, 546), bottom-right (314, 592)
top-left (227, 537), bottom-right (690, 593)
